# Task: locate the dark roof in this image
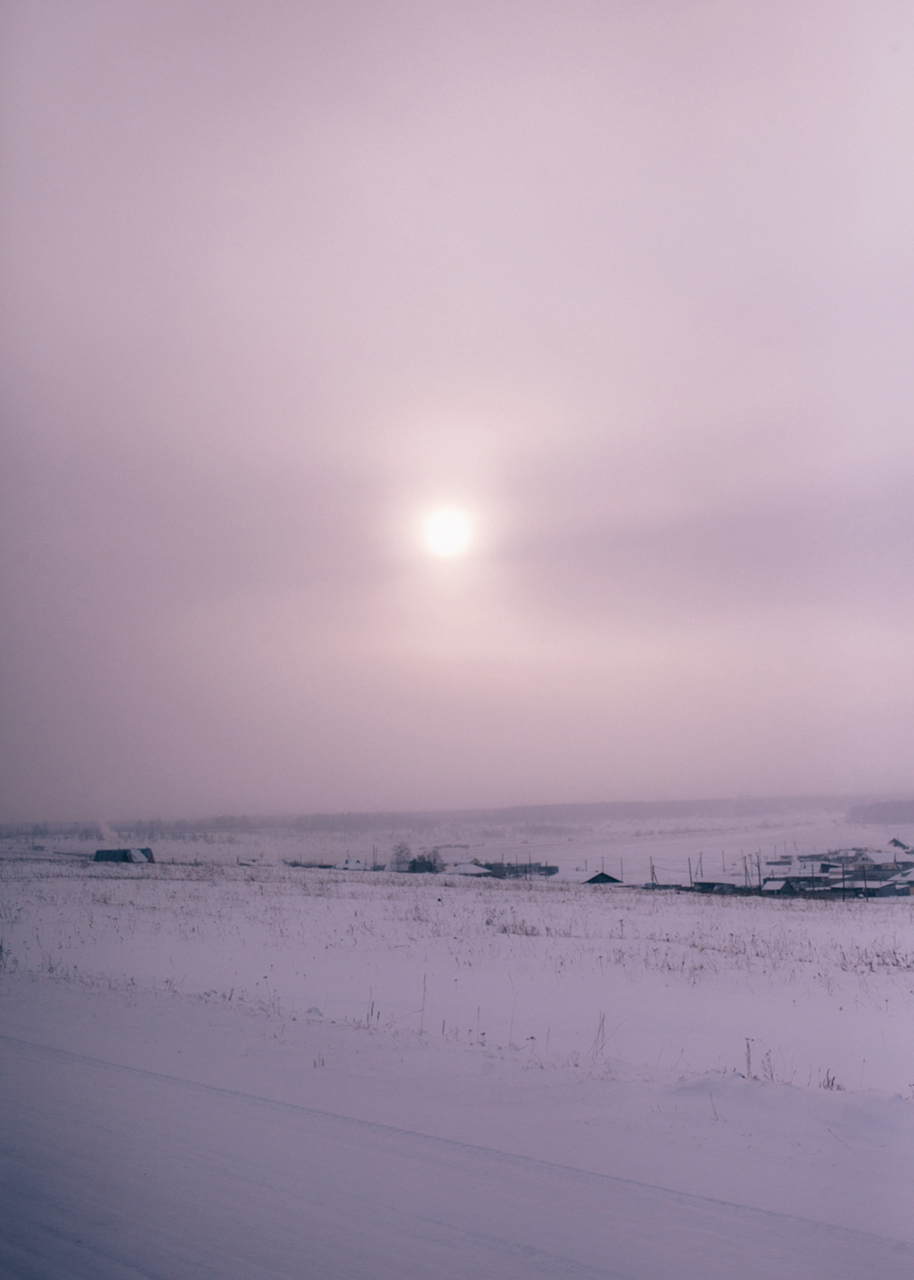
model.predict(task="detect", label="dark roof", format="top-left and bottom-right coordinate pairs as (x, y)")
top-left (94, 848), bottom-right (154, 863)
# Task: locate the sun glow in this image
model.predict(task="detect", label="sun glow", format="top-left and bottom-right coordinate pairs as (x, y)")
top-left (422, 507), bottom-right (473, 558)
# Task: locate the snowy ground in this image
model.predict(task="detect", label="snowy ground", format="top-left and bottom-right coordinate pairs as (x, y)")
top-left (2, 843), bottom-right (914, 1277)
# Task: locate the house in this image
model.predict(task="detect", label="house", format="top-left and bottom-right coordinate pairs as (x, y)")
top-left (585, 871), bottom-right (621, 885)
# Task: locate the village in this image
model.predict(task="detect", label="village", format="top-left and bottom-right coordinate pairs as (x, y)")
top-left (79, 835), bottom-right (914, 900)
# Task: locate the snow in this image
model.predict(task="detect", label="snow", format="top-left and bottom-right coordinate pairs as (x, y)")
top-left (2, 824), bottom-right (914, 1276)
top-left (6, 1026), bottom-right (911, 1280)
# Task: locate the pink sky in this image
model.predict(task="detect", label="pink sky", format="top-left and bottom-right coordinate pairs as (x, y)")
top-left (2, 0), bottom-right (914, 820)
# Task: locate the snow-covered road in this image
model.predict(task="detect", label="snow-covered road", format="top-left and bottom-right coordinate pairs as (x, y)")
top-left (3, 1032), bottom-right (911, 1280)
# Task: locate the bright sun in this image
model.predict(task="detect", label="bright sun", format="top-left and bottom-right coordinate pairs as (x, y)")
top-left (422, 507), bottom-right (473, 558)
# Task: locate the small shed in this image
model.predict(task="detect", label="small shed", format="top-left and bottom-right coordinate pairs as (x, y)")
top-left (585, 871), bottom-right (621, 885)
top-left (761, 878), bottom-right (795, 894)
top-left (94, 848), bottom-right (155, 863)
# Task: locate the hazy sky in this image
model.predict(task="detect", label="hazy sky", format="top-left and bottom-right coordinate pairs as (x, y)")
top-left (3, 1), bottom-right (914, 821)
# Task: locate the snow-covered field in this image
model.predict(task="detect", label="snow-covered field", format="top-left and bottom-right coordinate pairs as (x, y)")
top-left (3, 827), bottom-right (914, 1277)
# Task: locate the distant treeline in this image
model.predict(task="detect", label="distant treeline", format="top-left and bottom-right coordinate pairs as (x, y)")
top-left (847, 800), bottom-right (914, 825)
top-left (3, 795), bottom-right (900, 843)
top-left (0, 822), bottom-right (104, 840)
